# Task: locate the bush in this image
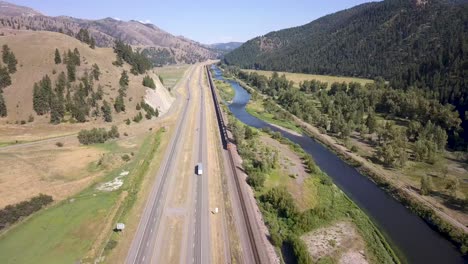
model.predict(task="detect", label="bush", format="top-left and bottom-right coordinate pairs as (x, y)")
top-left (246, 171), bottom-right (266, 190)
top-left (28, 114), bottom-right (34, 123)
top-left (55, 142), bottom-right (64, 147)
top-left (20, 120), bottom-right (26, 125)
top-left (0, 194), bottom-right (53, 231)
top-left (121, 154), bottom-right (131, 162)
top-left (350, 145), bottom-right (358, 152)
top-left (133, 112), bottom-right (143, 123)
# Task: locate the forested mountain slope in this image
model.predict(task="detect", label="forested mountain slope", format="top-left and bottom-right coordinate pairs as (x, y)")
top-left (225, 0), bottom-right (468, 145)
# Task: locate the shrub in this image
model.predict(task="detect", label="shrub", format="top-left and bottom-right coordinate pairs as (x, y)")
top-left (20, 120), bottom-right (26, 125)
top-left (350, 145), bottom-right (358, 152)
top-left (27, 114), bottom-right (34, 123)
top-left (142, 75), bottom-right (156, 89)
top-left (121, 154), bottom-right (131, 162)
top-left (55, 142), bottom-right (64, 147)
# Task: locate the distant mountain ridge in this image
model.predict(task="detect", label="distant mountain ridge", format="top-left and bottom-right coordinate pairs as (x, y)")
top-left (0, 1), bottom-right (42, 17)
top-left (0, 1), bottom-right (219, 64)
top-left (208, 42), bottom-right (243, 52)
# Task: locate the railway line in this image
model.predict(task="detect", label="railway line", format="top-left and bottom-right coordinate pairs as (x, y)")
top-left (205, 65), bottom-right (263, 264)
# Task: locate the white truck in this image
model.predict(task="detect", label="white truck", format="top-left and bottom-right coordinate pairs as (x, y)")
top-left (196, 163), bottom-right (203, 175)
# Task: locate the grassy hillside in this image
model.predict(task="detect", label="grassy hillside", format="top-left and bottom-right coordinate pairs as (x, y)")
top-left (0, 29), bottom-right (172, 124)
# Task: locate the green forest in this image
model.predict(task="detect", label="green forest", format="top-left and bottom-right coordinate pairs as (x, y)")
top-left (224, 0), bottom-right (468, 146)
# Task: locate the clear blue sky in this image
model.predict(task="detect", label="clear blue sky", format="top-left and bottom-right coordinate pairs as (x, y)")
top-left (9, 0), bottom-right (376, 44)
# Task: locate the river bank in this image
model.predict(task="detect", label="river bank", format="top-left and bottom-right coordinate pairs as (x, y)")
top-left (212, 66), bottom-right (468, 263)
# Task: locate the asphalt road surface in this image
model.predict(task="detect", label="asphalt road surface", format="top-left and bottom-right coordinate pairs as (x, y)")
top-left (126, 66), bottom-right (195, 264)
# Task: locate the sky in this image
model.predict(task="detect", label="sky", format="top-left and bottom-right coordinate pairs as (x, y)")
top-left (8, 0), bottom-right (376, 44)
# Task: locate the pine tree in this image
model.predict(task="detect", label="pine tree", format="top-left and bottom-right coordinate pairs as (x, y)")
top-left (142, 75), bottom-right (156, 88)
top-left (49, 94), bottom-right (63, 124)
top-left (0, 92), bottom-right (7, 117)
top-left (89, 37), bottom-right (96, 49)
top-left (33, 83), bottom-right (47, 115)
top-left (114, 95), bottom-right (125, 113)
top-left (1, 45), bottom-right (9, 63)
top-left (0, 67), bottom-right (11, 89)
top-left (67, 61), bottom-right (76, 82)
top-left (6, 52), bottom-right (17, 73)
top-left (54, 48), bottom-right (62, 64)
top-left (92, 64), bottom-right (100, 80)
top-left (119, 70), bottom-right (129, 87)
top-left (101, 100), bottom-right (112, 122)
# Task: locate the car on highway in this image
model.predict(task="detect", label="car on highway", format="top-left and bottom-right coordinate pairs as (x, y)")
top-left (196, 163), bottom-right (203, 175)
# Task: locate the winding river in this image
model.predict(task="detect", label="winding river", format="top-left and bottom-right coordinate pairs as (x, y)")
top-left (212, 67), bottom-right (467, 264)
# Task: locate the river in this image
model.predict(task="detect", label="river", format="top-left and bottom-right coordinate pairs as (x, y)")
top-left (212, 66), bottom-right (467, 264)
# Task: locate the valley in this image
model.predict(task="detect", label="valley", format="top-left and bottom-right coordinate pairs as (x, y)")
top-left (0, 0), bottom-right (467, 263)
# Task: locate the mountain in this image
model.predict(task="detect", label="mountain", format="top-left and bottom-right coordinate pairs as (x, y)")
top-left (208, 42), bottom-right (243, 52)
top-left (0, 0), bottom-right (42, 17)
top-left (225, 0), bottom-right (467, 79)
top-left (0, 1), bottom-right (218, 64)
top-left (225, 0), bottom-right (468, 143)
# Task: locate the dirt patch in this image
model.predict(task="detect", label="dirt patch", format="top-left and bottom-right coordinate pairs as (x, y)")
top-left (302, 221), bottom-right (368, 264)
top-left (260, 135), bottom-right (316, 210)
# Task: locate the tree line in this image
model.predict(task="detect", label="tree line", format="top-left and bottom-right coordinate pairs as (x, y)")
top-left (229, 68), bottom-right (468, 204)
top-left (113, 39), bottom-right (152, 75)
top-left (0, 44), bottom-right (18, 117)
top-left (75, 28), bottom-right (96, 49)
top-left (0, 194), bottom-right (53, 231)
top-left (77, 125), bottom-right (119, 145)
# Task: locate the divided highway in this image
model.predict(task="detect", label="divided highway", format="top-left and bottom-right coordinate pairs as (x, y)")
top-left (126, 67), bottom-right (195, 264)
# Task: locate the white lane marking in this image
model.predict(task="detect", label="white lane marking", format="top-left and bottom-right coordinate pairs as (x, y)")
top-left (142, 256), bottom-right (145, 262)
top-left (150, 228), bottom-right (153, 233)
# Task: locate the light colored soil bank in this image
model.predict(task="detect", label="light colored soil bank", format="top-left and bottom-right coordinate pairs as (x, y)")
top-left (302, 221), bottom-right (368, 264)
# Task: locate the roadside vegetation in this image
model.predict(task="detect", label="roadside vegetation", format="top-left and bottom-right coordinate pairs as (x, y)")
top-left (227, 114), bottom-right (399, 263)
top-left (222, 65), bottom-right (468, 254)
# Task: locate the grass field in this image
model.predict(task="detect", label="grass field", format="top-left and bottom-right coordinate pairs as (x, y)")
top-left (214, 80), bottom-right (235, 102)
top-left (154, 64), bottom-right (190, 89)
top-left (243, 69), bottom-right (373, 88)
top-left (245, 98), bottom-right (303, 133)
top-left (0, 130), bottom-right (165, 264)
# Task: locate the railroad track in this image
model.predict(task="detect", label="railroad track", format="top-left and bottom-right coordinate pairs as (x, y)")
top-left (205, 66), bottom-right (262, 264)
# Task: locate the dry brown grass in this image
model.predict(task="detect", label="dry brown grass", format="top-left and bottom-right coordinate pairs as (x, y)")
top-left (0, 30), bottom-right (173, 138)
top-left (243, 69), bottom-right (373, 88)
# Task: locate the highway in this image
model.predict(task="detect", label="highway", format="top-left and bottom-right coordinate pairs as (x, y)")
top-left (126, 64), bottom-right (212, 264)
top-left (126, 66), bottom-right (195, 264)
top-left (126, 63), bottom-right (268, 264)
